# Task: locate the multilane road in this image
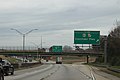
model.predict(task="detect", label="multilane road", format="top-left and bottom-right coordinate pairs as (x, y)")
top-left (4, 62), bottom-right (120, 80)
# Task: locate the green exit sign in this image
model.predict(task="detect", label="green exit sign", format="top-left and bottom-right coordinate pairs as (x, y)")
top-left (52, 46), bottom-right (62, 52)
top-left (74, 31), bottom-right (100, 44)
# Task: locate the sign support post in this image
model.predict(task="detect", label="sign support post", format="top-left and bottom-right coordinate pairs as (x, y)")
top-left (74, 31), bottom-right (100, 64)
top-left (104, 36), bottom-right (107, 64)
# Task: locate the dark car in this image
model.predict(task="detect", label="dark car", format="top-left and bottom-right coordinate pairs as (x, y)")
top-left (0, 63), bottom-right (4, 80)
top-left (0, 60), bottom-right (14, 76)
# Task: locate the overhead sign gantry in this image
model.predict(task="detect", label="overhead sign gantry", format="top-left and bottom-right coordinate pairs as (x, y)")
top-left (74, 31), bottom-right (100, 45)
top-left (74, 30), bottom-right (100, 64)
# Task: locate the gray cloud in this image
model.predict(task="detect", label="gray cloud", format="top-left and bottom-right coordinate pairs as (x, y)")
top-left (0, 0), bottom-right (120, 47)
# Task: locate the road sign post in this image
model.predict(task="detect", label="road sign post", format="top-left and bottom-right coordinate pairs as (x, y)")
top-left (104, 36), bottom-right (107, 64)
top-left (52, 46), bottom-right (62, 64)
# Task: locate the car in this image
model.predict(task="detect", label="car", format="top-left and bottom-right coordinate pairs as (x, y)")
top-left (0, 63), bottom-right (4, 80)
top-left (0, 60), bottom-right (14, 76)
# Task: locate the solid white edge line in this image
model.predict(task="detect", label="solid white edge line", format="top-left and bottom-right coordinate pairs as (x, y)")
top-left (90, 70), bottom-right (96, 80)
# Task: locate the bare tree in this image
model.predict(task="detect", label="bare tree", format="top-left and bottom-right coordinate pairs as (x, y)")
top-left (107, 20), bottom-right (120, 66)
top-left (63, 45), bottom-right (73, 52)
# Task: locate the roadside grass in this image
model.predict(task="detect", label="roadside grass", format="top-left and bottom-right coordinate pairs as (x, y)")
top-left (60, 56), bottom-right (95, 64)
top-left (0, 55), bottom-right (22, 63)
top-left (111, 66), bottom-right (120, 69)
top-left (8, 58), bottom-right (22, 63)
top-left (15, 63), bottom-right (42, 71)
top-left (62, 56), bottom-right (82, 60)
top-left (62, 56), bottom-right (86, 64)
top-left (63, 60), bottom-right (83, 64)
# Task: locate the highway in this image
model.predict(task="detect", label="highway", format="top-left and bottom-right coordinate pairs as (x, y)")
top-left (4, 62), bottom-right (120, 80)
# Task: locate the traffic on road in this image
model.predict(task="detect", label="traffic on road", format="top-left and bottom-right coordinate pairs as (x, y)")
top-left (0, 60), bottom-right (119, 80)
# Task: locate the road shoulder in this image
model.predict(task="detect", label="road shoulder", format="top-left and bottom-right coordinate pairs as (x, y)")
top-left (73, 62), bottom-right (120, 80)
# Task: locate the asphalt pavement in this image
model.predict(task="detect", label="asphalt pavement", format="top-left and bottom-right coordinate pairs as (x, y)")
top-left (4, 62), bottom-right (120, 80)
top-left (44, 64), bottom-right (91, 80)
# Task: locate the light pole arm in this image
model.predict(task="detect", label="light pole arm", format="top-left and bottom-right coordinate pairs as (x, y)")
top-left (25, 29), bottom-right (38, 35)
top-left (31, 42), bottom-right (39, 48)
top-left (11, 28), bottom-right (38, 60)
top-left (11, 28), bottom-right (23, 35)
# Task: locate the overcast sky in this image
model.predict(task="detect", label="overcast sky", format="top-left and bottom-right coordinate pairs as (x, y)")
top-left (0, 0), bottom-right (120, 48)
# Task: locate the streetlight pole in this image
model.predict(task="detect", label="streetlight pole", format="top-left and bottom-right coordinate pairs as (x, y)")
top-left (40, 36), bottom-right (46, 49)
top-left (41, 36), bottom-right (42, 49)
top-left (23, 34), bottom-right (25, 52)
top-left (31, 42), bottom-right (40, 59)
top-left (11, 28), bottom-right (38, 60)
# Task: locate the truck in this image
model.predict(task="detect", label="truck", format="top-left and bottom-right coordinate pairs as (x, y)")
top-left (56, 57), bottom-right (62, 64)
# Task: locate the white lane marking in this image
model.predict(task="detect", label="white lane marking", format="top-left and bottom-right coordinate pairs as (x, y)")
top-left (5, 65), bottom-right (53, 80)
top-left (90, 68), bottom-right (96, 80)
top-left (72, 64), bottom-right (97, 80)
top-left (40, 64), bottom-right (61, 80)
top-left (71, 64), bottom-right (93, 80)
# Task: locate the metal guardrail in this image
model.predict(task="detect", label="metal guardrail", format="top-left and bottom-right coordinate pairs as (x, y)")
top-left (92, 64), bottom-right (120, 73)
top-left (107, 67), bottom-right (120, 73)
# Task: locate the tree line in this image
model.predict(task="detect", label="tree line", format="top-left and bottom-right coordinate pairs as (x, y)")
top-left (95, 21), bottom-right (120, 66)
top-left (107, 21), bottom-right (120, 66)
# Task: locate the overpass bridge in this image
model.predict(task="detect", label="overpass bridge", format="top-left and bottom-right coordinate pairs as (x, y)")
top-left (0, 46), bottom-right (103, 56)
top-left (0, 49), bottom-right (103, 56)
top-left (0, 49), bottom-right (103, 64)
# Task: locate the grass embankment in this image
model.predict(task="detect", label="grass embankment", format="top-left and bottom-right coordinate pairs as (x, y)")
top-left (111, 66), bottom-right (120, 69)
top-left (51, 56), bottom-right (85, 64)
top-left (51, 55), bottom-right (96, 64)
top-left (62, 56), bottom-right (86, 64)
top-left (0, 55), bottom-right (22, 63)
top-left (62, 56), bottom-right (83, 64)
top-left (62, 56), bottom-right (96, 64)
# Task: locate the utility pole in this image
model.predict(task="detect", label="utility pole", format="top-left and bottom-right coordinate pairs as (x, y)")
top-left (23, 34), bottom-right (25, 52)
top-left (104, 36), bottom-right (107, 64)
top-left (41, 36), bottom-right (42, 49)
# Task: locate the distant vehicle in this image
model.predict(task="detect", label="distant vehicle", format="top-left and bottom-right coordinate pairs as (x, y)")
top-left (0, 60), bottom-right (14, 76)
top-left (46, 59), bottom-right (48, 62)
top-left (0, 63), bottom-right (4, 80)
top-left (56, 57), bottom-right (62, 64)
